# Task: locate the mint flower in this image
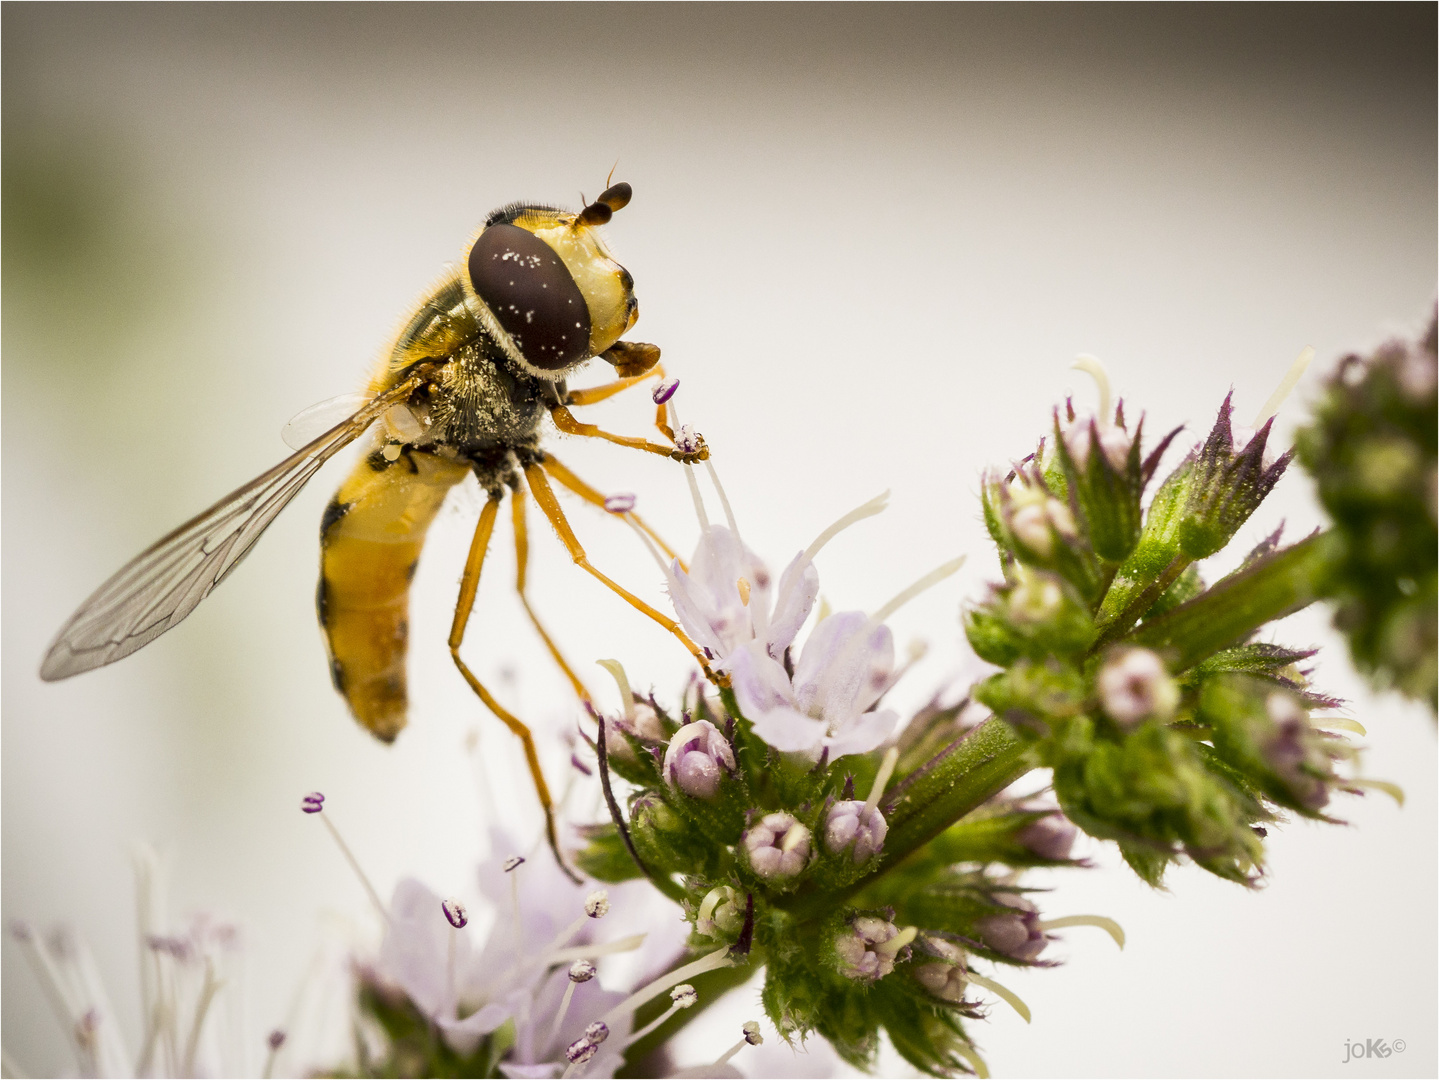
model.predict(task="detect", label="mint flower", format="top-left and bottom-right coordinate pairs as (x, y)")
top-left (742, 812), bottom-right (813, 882)
top-left (832, 916), bottom-right (915, 982)
top-left (1097, 647), bottom-right (1179, 728)
top-left (729, 611), bottom-right (898, 762)
top-left (824, 799), bottom-right (888, 863)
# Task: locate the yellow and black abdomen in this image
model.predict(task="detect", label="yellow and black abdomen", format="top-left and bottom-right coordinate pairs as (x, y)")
top-left (318, 445), bottom-right (469, 741)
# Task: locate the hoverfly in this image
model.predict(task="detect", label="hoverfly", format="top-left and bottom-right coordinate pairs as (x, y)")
top-left (41, 181), bottom-right (709, 874)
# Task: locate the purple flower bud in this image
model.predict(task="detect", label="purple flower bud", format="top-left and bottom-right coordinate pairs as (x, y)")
top-left (742, 1021), bottom-right (763, 1046)
top-left (1098, 648), bottom-right (1179, 728)
top-left (441, 897), bottom-right (468, 929)
top-left (670, 983), bottom-right (698, 1007)
top-left (1018, 812), bottom-right (1077, 861)
top-left (743, 813), bottom-right (812, 881)
top-left (662, 720), bottom-right (736, 799)
top-left (300, 792), bottom-right (325, 814)
top-left (604, 492), bottom-right (637, 514)
top-left (652, 378), bottom-right (680, 405)
top-left (975, 893), bottom-right (1048, 961)
top-left (568, 959), bottom-right (597, 983)
top-left (565, 1038), bottom-right (598, 1065)
top-left (267, 1029), bottom-right (287, 1051)
top-left (1263, 693), bottom-right (1332, 812)
top-left (502, 856), bottom-right (525, 873)
top-left (584, 890), bottom-right (610, 919)
top-left (1064, 416), bottom-right (1132, 471)
top-left (833, 915), bottom-right (912, 982)
top-left (824, 800), bottom-right (888, 863)
top-left (584, 1021), bottom-right (610, 1044)
top-left (913, 937), bottom-right (968, 1003)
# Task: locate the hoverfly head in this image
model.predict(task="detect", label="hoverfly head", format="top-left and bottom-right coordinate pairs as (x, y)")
top-left (465, 181), bottom-right (640, 380)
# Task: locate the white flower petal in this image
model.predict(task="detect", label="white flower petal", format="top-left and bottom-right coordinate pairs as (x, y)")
top-left (749, 706), bottom-right (828, 756)
top-left (825, 708), bottom-right (899, 759)
top-left (766, 551), bottom-right (819, 655)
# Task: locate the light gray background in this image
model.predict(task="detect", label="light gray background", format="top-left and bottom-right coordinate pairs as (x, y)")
top-left (4, 5), bottom-right (1435, 1077)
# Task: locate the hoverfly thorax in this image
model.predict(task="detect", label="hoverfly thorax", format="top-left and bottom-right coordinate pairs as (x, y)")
top-left (464, 183), bottom-right (639, 380)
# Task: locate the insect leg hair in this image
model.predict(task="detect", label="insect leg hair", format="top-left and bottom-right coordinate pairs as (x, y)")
top-left (448, 491), bottom-right (580, 883)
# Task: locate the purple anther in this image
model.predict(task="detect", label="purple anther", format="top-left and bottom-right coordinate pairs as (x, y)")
top-left (300, 792), bottom-right (325, 814)
top-left (566, 1038), bottom-right (598, 1065)
top-left (584, 1021), bottom-right (610, 1045)
top-left (502, 856), bottom-right (525, 873)
top-left (604, 492), bottom-right (637, 514)
top-left (584, 890), bottom-right (611, 918)
top-left (652, 378), bottom-right (679, 405)
top-left (267, 1029), bottom-right (287, 1051)
top-left (441, 897), bottom-right (468, 929)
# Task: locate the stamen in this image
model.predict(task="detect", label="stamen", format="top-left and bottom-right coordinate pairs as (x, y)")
top-left (708, 1021), bottom-right (764, 1069)
top-left (304, 794), bottom-right (388, 923)
top-left (1071, 355), bottom-right (1112, 427)
top-left (603, 493), bottom-right (637, 514)
top-left (179, 959), bottom-right (221, 1077)
top-left (874, 924), bottom-right (918, 958)
top-left (703, 459), bottom-right (741, 542)
top-left (1036, 915), bottom-right (1125, 949)
top-left (1252, 346), bottom-right (1315, 428)
top-left (546, 933), bottom-right (646, 964)
top-left (441, 898), bottom-right (468, 929)
top-left (864, 748), bottom-right (900, 815)
top-left (804, 491), bottom-right (890, 561)
top-left (550, 961), bottom-right (598, 1044)
top-left (736, 578), bottom-right (751, 606)
top-left (598, 945), bottom-right (733, 1027)
top-left (652, 378), bottom-right (679, 405)
top-left (967, 971), bottom-right (1031, 1023)
top-left (870, 556), bottom-right (966, 625)
top-left (262, 1030), bottom-right (285, 1080)
top-left (683, 464), bottom-right (711, 532)
top-left (1346, 777), bottom-right (1405, 807)
top-left (595, 660), bottom-right (637, 723)
top-left (585, 891), bottom-right (611, 919)
top-left (618, 983), bottom-right (699, 1050)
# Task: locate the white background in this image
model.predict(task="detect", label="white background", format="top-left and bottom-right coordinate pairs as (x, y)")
top-left (4, 7), bottom-right (1434, 1078)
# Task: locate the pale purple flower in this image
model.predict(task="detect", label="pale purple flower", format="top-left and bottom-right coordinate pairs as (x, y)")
top-left (742, 813), bottom-right (812, 881)
top-left (1097, 647), bottom-right (1179, 728)
top-left (662, 720), bottom-right (736, 799)
top-left (824, 800), bottom-right (888, 863)
top-left (833, 916), bottom-right (913, 982)
top-left (729, 611), bottom-right (898, 762)
top-left (666, 525), bottom-right (818, 667)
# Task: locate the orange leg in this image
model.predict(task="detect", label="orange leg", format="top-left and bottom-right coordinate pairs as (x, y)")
top-left (563, 364), bottom-right (665, 407)
top-left (448, 493), bottom-right (579, 882)
top-left (540, 453), bottom-right (686, 569)
top-left (511, 487), bottom-right (592, 705)
top-left (548, 404), bottom-right (690, 459)
top-left (523, 463), bottom-right (721, 684)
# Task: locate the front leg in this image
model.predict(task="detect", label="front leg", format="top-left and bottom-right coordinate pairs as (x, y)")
top-left (548, 403), bottom-right (709, 463)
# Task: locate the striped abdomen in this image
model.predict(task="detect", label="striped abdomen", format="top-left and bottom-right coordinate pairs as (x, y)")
top-left (317, 445), bottom-right (469, 741)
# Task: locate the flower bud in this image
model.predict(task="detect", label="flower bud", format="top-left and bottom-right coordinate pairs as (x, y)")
top-left (1097, 647), bottom-right (1178, 728)
top-left (824, 800), bottom-right (887, 863)
top-left (1017, 812), bottom-right (1078, 861)
top-left (742, 813), bottom-right (812, 882)
top-left (662, 720), bottom-right (736, 800)
top-left (833, 916), bottom-right (914, 982)
top-left (696, 885), bottom-right (746, 938)
top-left (975, 894), bottom-right (1047, 961)
top-left (1007, 568), bottom-right (1066, 625)
top-left (912, 936), bottom-right (968, 1003)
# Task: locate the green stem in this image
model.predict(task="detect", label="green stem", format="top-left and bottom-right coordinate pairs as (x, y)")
top-left (1090, 553), bottom-right (1192, 653)
top-left (1126, 530), bottom-right (1335, 671)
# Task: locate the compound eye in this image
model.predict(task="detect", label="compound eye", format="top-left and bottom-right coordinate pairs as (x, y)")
top-left (468, 223), bottom-right (591, 370)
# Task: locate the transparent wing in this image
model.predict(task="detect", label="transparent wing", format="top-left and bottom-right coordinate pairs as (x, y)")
top-left (40, 379), bottom-right (420, 681)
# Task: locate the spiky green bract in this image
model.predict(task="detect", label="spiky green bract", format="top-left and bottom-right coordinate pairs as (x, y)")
top-left (1297, 313), bottom-right (1438, 710)
top-left (964, 386), bottom-right (1358, 888)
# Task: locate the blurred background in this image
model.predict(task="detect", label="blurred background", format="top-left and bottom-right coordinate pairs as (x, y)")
top-left (4, 4), bottom-right (1434, 1077)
